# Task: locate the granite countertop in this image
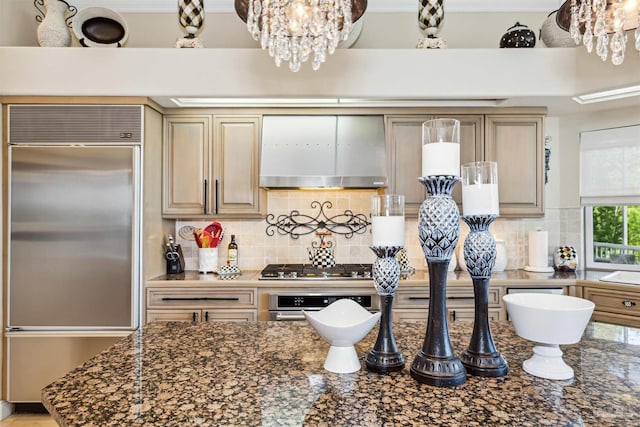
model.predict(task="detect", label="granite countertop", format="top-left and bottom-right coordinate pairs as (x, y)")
top-left (43, 320), bottom-right (640, 426)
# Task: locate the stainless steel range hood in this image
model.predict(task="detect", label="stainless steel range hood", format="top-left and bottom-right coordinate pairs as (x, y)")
top-left (259, 115), bottom-right (387, 188)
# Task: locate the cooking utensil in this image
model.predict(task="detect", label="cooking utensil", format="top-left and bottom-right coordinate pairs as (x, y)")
top-left (205, 221), bottom-right (224, 247)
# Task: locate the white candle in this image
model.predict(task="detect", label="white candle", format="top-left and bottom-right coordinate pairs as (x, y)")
top-left (371, 216), bottom-right (405, 246)
top-left (422, 142), bottom-right (460, 177)
top-left (462, 183), bottom-right (499, 216)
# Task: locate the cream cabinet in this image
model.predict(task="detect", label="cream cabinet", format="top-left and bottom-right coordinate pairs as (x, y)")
top-left (162, 114), bottom-right (265, 218)
top-left (386, 111), bottom-right (544, 218)
top-left (385, 115), bottom-right (483, 217)
top-left (582, 284), bottom-right (640, 328)
top-left (213, 116), bottom-right (266, 217)
top-left (393, 286), bottom-right (503, 322)
top-left (485, 115), bottom-right (544, 216)
top-left (385, 115), bottom-right (432, 217)
top-left (163, 115), bottom-right (212, 216)
top-left (146, 287), bottom-right (258, 323)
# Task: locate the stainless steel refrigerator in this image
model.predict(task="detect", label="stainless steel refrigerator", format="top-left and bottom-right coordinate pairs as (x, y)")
top-left (5, 104), bottom-right (143, 402)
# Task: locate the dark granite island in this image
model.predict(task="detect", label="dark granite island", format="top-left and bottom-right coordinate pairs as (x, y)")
top-left (43, 321), bottom-right (639, 426)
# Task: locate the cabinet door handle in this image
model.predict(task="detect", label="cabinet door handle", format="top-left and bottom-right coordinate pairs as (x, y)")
top-left (215, 179), bottom-right (219, 215)
top-left (203, 179), bottom-right (208, 215)
top-left (192, 312), bottom-right (197, 322)
top-left (161, 297), bottom-right (240, 301)
top-left (622, 300), bottom-right (637, 308)
top-left (451, 310), bottom-right (456, 321)
top-left (205, 311), bottom-right (209, 321)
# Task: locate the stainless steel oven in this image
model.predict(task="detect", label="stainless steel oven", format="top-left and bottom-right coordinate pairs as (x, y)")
top-left (269, 292), bottom-right (379, 321)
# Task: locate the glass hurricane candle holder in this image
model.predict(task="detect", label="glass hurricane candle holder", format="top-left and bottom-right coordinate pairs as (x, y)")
top-left (461, 161), bottom-right (499, 216)
top-left (366, 195), bottom-right (406, 373)
top-left (459, 161), bottom-right (507, 377)
top-left (421, 118), bottom-right (460, 178)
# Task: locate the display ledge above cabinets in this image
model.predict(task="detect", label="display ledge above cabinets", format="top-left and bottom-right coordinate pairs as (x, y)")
top-left (161, 107), bottom-right (547, 219)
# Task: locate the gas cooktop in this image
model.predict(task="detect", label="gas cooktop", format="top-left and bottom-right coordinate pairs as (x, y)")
top-left (259, 263), bottom-right (373, 280)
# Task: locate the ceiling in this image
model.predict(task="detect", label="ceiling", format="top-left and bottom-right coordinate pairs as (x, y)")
top-left (72, 0), bottom-right (565, 13)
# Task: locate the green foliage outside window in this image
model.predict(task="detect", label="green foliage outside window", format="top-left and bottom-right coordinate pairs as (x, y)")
top-left (593, 205), bottom-right (640, 246)
top-left (593, 206), bottom-right (623, 244)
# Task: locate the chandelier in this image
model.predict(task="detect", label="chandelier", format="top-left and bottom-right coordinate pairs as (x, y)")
top-left (557, 0), bottom-right (640, 65)
top-left (235, 0), bottom-right (367, 72)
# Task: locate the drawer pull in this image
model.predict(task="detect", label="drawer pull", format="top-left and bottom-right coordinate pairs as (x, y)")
top-left (408, 297), bottom-right (429, 301)
top-left (622, 300), bottom-right (636, 308)
top-left (161, 297), bottom-right (240, 301)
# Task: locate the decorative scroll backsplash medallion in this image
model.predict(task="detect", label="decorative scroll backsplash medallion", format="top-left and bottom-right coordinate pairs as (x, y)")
top-left (265, 201), bottom-right (370, 239)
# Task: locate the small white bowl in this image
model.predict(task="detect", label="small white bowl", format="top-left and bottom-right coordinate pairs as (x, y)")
top-left (503, 293), bottom-right (594, 380)
top-left (304, 299), bottom-right (381, 373)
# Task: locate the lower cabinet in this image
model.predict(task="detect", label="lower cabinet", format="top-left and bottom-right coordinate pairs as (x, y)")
top-left (393, 286), bottom-right (504, 322)
top-left (146, 287), bottom-right (258, 323)
top-left (6, 333), bottom-right (127, 402)
top-left (582, 285), bottom-right (640, 328)
top-left (147, 309), bottom-right (257, 323)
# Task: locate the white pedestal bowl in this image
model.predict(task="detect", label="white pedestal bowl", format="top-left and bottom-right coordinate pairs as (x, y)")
top-left (304, 299), bottom-right (381, 374)
top-left (503, 293), bottom-right (594, 380)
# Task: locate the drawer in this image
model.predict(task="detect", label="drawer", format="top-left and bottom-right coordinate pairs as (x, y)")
top-left (147, 309), bottom-right (201, 323)
top-left (448, 307), bottom-right (503, 322)
top-left (583, 287), bottom-right (640, 317)
top-left (395, 287), bottom-right (500, 308)
top-left (392, 307), bottom-right (503, 323)
top-left (147, 288), bottom-right (257, 309)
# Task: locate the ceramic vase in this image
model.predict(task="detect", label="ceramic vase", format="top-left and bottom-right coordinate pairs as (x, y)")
top-left (36, 0), bottom-right (74, 47)
top-left (176, 0), bottom-right (205, 48)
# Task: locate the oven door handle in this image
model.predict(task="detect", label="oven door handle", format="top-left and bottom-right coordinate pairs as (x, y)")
top-left (275, 312), bottom-right (307, 321)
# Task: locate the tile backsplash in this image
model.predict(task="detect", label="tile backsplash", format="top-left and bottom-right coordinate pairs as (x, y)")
top-left (174, 190), bottom-right (582, 272)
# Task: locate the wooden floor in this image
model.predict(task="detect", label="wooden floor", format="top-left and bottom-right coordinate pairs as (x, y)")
top-left (0, 414), bottom-right (57, 426)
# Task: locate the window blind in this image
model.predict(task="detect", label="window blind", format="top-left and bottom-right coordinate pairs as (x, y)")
top-left (580, 124), bottom-right (640, 206)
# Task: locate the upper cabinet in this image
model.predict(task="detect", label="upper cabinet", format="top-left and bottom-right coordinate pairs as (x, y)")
top-left (385, 114), bottom-right (483, 216)
top-left (485, 115), bottom-right (544, 217)
top-left (386, 111), bottom-right (544, 218)
top-left (385, 115), bottom-right (432, 217)
top-left (213, 116), bottom-right (265, 217)
top-left (163, 115), bottom-right (211, 216)
top-left (162, 114), bottom-right (265, 218)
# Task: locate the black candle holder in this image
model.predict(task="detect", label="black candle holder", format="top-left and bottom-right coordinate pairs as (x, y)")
top-left (459, 215), bottom-right (508, 377)
top-left (365, 246), bottom-right (405, 373)
top-left (410, 176), bottom-right (466, 387)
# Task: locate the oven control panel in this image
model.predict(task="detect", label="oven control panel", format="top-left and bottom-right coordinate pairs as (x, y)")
top-left (270, 294), bottom-right (375, 310)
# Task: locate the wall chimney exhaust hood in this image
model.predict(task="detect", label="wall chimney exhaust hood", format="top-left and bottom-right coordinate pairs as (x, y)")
top-left (259, 115), bottom-right (388, 189)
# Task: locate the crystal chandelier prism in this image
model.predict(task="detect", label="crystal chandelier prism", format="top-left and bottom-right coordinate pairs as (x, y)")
top-left (559, 0), bottom-right (640, 65)
top-left (235, 0), bottom-right (367, 72)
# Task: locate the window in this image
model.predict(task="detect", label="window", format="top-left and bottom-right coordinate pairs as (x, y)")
top-left (580, 125), bottom-right (640, 270)
top-left (585, 205), bottom-right (640, 269)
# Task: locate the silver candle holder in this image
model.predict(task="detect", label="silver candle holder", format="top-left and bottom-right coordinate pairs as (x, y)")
top-left (459, 215), bottom-right (508, 376)
top-left (366, 195), bottom-right (406, 373)
top-left (410, 175), bottom-right (466, 387)
top-left (458, 161), bottom-right (508, 376)
top-left (365, 246), bottom-right (405, 373)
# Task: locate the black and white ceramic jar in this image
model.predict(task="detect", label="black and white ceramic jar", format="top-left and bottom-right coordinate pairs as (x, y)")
top-left (553, 246), bottom-right (578, 272)
top-left (500, 22), bottom-right (536, 48)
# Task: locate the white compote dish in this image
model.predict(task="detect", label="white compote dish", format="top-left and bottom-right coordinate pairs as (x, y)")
top-left (503, 293), bottom-right (595, 380)
top-left (304, 299), bottom-right (381, 374)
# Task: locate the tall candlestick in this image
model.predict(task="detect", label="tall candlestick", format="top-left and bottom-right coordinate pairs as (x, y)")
top-left (371, 195), bottom-right (405, 247)
top-left (461, 161), bottom-right (499, 216)
top-left (422, 119), bottom-right (460, 177)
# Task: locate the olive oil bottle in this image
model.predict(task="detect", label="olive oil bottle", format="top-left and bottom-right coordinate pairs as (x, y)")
top-left (227, 234), bottom-right (238, 266)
